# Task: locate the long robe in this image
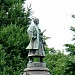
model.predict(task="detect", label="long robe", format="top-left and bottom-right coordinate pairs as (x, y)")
top-left (26, 23), bottom-right (45, 57)
top-left (26, 23), bottom-right (39, 49)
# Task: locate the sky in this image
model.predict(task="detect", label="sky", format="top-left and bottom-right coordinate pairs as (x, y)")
top-left (25, 0), bottom-right (75, 51)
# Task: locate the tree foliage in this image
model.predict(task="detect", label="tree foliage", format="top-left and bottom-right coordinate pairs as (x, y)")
top-left (45, 47), bottom-right (67, 75)
top-left (0, 0), bottom-right (31, 74)
top-left (0, 0), bottom-right (31, 27)
top-left (64, 26), bottom-right (75, 75)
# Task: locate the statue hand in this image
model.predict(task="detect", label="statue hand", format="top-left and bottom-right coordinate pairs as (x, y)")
top-left (32, 36), bottom-right (36, 40)
top-left (40, 33), bottom-right (43, 35)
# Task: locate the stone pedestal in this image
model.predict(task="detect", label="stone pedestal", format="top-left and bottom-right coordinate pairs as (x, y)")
top-left (22, 62), bottom-right (50, 75)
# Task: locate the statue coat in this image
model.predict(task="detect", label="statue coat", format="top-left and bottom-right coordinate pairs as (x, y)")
top-left (26, 22), bottom-right (45, 57)
top-left (26, 23), bottom-right (39, 49)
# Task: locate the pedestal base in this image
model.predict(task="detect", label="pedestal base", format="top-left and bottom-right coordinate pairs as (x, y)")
top-left (22, 62), bottom-right (50, 75)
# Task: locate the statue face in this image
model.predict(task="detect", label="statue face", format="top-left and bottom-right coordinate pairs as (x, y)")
top-left (33, 19), bottom-right (39, 25)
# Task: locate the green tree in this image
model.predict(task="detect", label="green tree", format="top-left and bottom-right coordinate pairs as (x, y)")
top-left (0, 0), bottom-right (31, 27)
top-left (0, 0), bottom-right (31, 74)
top-left (64, 26), bottom-right (75, 75)
top-left (45, 47), bottom-right (67, 75)
top-left (0, 45), bottom-right (6, 75)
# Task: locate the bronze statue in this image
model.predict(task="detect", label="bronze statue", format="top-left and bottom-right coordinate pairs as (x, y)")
top-left (23, 18), bottom-right (50, 75)
top-left (26, 18), bottom-right (46, 62)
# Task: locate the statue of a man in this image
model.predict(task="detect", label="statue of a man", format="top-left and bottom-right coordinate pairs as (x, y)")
top-left (26, 18), bottom-right (39, 50)
top-left (26, 18), bottom-right (45, 62)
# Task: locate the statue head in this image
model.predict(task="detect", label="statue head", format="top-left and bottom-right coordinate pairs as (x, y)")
top-left (33, 17), bottom-right (39, 25)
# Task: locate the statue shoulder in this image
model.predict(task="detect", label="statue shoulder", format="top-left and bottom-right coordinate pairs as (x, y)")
top-left (27, 24), bottom-right (34, 31)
